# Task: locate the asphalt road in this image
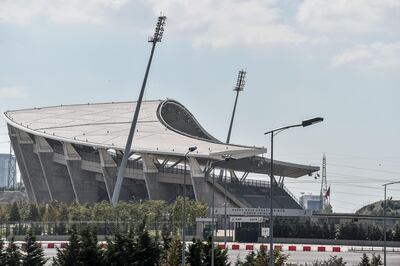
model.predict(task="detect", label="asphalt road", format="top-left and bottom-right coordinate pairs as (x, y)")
top-left (44, 249), bottom-right (400, 265)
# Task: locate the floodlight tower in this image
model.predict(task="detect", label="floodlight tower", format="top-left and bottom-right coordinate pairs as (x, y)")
top-left (226, 70), bottom-right (246, 144)
top-left (111, 15), bottom-right (167, 206)
top-left (320, 154), bottom-right (327, 212)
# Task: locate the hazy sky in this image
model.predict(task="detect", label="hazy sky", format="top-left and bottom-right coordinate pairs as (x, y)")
top-left (1, 0), bottom-right (399, 213)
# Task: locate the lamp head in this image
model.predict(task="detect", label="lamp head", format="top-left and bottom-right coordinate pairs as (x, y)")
top-left (301, 117), bottom-right (324, 127)
top-left (188, 146), bottom-right (197, 152)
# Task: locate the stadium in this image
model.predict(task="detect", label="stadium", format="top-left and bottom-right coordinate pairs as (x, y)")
top-left (3, 99), bottom-right (318, 209)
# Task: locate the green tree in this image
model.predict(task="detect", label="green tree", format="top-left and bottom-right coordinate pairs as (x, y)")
top-left (393, 223), bottom-right (400, 241)
top-left (135, 226), bottom-right (161, 266)
top-left (370, 254), bottom-right (383, 266)
top-left (22, 230), bottom-right (47, 266)
top-left (0, 239), bottom-right (6, 265)
top-left (187, 238), bottom-right (204, 266)
top-left (163, 237), bottom-right (181, 266)
top-left (322, 255), bottom-right (347, 266)
top-left (79, 226), bottom-right (105, 266)
top-left (203, 237), bottom-right (229, 266)
top-left (9, 202), bottom-right (21, 222)
top-left (104, 232), bottom-right (136, 266)
top-left (52, 225), bottom-right (81, 266)
top-left (358, 253), bottom-right (370, 266)
top-left (4, 237), bottom-right (21, 266)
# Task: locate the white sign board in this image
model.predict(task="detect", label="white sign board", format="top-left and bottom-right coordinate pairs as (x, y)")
top-left (261, 227), bottom-right (270, 237)
top-left (230, 216), bottom-right (263, 223)
top-left (214, 208), bottom-right (307, 217)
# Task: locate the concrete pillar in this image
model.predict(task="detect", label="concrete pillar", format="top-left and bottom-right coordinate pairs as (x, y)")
top-left (14, 129), bottom-right (51, 203)
top-left (189, 157), bottom-right (231, 207)
top-left (63, 143), bottom-right (98, 203)
top-left (141, 154), bottom-right (171, 200)
top-left (35, 136), bottom-right (75, 203)
top-left (7, 125), bottom-right (36, 203)
top-left (99, 149), bottom-right (118, 202)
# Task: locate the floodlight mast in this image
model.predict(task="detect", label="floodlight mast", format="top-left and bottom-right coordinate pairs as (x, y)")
top-left (111, 15), bottom-right (166, 207)
top-left (226, 70), bottom-right (246, 144)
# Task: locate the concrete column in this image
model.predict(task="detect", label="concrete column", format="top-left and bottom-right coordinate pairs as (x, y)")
top-left (99, 149), bottom-right (117, 202)
top-left (35, 136), bottom-right (75, 203)
top-left (63, 143), bottom-right (98, 203)
top-left (141, 154), bottom-right (170, 200)
top-left (7, 125), bottom-right (36, 203)
top-left (14, 129), bottom-right (51, 203)
top-left (189, 157), bottom-right (231, 207)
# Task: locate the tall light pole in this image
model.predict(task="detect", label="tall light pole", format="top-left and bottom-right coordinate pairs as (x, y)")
top-left (383, 181), bottom-right (400, 266)
top-left (111, 15), bottom-right (166, 206)
top-left (264, 117), bottom-right (323, 266)
top-left (182, 146), bottom-right (197, 266)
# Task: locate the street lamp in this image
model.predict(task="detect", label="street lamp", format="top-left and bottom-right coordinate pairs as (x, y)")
top-left (182, 146), bottom-right (197, 266)
top-left (382, 181), bottom-right (400, 266)
top-left (264, 117), bottom-right (323, 266)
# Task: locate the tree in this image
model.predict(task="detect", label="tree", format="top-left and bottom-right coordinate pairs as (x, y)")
top-left (203, 237), bottom-right (229, 266)
top-left (52, 225), bottom-right (81, 266)
top-left (103, 232), bottom-right (136, 266)
top-left (135, 227), bottom-right (161, 266)
top-left (22, 230), bottom-right (47, 266)
top-left (9, 202), bottom-right (21, 222)
top-left (393, 223), bottom-right (400, 241)
top-left (358, 253), bottom-right (370, 266)
top-left (322, 255), bottom-right (347, 266)
top-left (4, 237), bottom-right (21, 266)
top-left (370, 254), bottom-right (383, 266)
top-left (79, 226), bottom-right (105, 266)
top-left (187, 238), bottom-right (204, 266)
top-left (163, 237), bottom-right (181, 266)
top-left (0, 239), bottom-right (6, 265)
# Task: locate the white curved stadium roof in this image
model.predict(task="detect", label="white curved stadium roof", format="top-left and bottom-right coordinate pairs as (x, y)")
top-left (4, 99), bottom-right (266, 160)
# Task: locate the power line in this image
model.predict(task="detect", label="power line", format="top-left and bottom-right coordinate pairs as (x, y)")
top-left (328, 163), bottom-right (400, 175)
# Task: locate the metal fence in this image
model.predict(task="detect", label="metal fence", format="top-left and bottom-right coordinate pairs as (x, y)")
top-left (0, 221), bottom-right (197, 240)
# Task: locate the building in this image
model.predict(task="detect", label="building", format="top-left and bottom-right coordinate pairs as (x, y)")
top-left (0, 153), bottom-right (16, 188)
top-left (3, 99), bottom-right (319, 208)
top-left (300, 194), bottom-right (322, 212)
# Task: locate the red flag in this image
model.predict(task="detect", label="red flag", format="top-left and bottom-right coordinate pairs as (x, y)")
top-left (325, 186), bottom-right (330, 198)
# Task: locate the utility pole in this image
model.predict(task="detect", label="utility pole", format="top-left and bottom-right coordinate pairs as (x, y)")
top-left (111, 15), bottom-right (166, 206)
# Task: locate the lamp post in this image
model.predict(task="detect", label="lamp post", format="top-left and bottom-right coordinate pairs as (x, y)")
top-left (264, 117), bottom-right (323, 266)
top-left (382, 181), bottom-right (400, 266)
top-left (181, 146), bottom-right (197, 266)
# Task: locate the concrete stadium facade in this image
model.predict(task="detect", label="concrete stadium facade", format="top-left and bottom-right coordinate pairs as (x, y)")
top-left (4, 99), bottom-right (318, 208)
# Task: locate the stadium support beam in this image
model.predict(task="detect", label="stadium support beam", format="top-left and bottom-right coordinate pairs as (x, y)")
top-left (63, 143), bottom-right (98, 203)
top-left (99, 149), bottom-right (117, 202)
top-left (111, 15), bottom-right (166, 206)
top-left (189, 157), bottom-right (233, 207)
top-left (15, 129), bottom-right (51, 203)
top-left (141, 154), bottom-right (170, 200)
top-left (35, 136), bottom-right (75, 203)
top-left (8, 126), bottom-right (36, 203)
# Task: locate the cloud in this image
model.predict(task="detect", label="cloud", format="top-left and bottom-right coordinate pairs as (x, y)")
top-left (296, 0), bottom-right (400, 35)
top-left (0, 0), bottom-right (128, 25)
top-left (0, 86), bottom-right (29, 99)
top-left (331, 42), bottom-right (400, 69)
top-left (146, 0), bottom-right (307, 48)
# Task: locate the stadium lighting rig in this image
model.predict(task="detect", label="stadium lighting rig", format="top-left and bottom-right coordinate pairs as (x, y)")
top-left (111, 15), bottom-right (167, 207)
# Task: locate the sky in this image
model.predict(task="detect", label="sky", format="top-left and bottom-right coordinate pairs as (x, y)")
top-left (0, 0), bottom-right (399, 213)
